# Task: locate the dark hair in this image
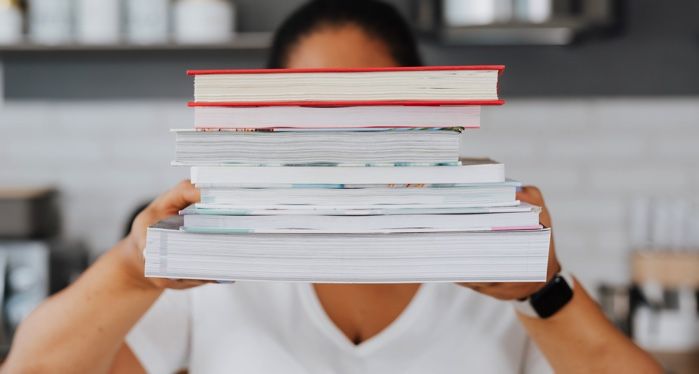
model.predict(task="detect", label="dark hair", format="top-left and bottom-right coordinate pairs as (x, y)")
top-left (267, 0), bottom-right (422, 68)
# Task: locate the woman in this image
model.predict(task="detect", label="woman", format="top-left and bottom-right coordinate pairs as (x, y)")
top-left (3, 1), bottom-right (661, 373)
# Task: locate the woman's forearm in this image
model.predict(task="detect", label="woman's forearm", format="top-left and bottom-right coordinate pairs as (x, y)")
top-left (518, 279), bottom-right (662, 373)
top-left (2, 239), bottom-right (162, 374)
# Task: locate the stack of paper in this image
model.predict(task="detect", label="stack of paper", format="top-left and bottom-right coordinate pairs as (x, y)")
top-left (144, 65), bottom-right (551, 283)
top-left (193, 105), bottom-right (481, 129)
top-left (173, 128), bottom-right (462, 166)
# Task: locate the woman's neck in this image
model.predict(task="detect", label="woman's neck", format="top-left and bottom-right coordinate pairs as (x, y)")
top-left (313, 283), bottom-right (421, 345)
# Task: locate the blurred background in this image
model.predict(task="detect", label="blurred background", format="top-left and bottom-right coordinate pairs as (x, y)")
top-left (0, 0), bottom-right (698, 371)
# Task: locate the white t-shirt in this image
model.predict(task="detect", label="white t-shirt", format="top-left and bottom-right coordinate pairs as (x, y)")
top-left (127, 282), bottom-right (553, 374)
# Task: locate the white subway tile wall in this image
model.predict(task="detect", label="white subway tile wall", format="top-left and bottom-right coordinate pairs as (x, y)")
top-left (1, 98), bottom-right (698, 288)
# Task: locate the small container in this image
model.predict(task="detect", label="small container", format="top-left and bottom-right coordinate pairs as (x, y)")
top-left (443, 0), bottom-right (512, 27)
top-left (126, 0), bottom-right (169, 44)
top-left (0, 0), bottom-right (22, 45)
top-left (174, 0), bottom-right (235, 44)
top-left (75, 0), bottom-right (121, 44)
top-left (514, 0), bottom-right (552, 24)
top-left (28, 0), bottom-right (73, 44)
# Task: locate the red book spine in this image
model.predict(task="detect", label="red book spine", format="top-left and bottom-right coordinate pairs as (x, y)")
top-left (187, 100), bottom-right (505, 108)
top-left (187, 65), bottom-right (506, 75)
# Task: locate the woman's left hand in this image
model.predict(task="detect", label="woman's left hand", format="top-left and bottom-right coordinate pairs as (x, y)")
top-left (458, 186), bottom-right (561, 300)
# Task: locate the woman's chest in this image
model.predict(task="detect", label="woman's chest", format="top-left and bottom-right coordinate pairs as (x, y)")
top-left (313, 283), bottom-right (421, 344)
top-left (187, 282), bottom-right (528, 374)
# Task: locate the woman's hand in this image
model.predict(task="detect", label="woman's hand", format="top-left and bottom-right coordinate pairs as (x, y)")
top-left (459, 186), bottom-right (561, 300)
top-left (3, 180), bottom-right (212, 373)
top-left (122, 180), bottom-right (212, 290)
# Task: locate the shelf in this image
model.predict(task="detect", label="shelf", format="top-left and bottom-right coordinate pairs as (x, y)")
top-left (433, 22), bottom-right (583, 46)
top-left (0, 32), bottom-right (271, 54)
top-left (412, 0), bottom-right (618, 46)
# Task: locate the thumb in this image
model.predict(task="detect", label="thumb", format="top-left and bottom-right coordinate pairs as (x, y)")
top-left (151, 180), bottom-right (200, 218)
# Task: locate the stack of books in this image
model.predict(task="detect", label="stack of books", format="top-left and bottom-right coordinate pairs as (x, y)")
top-left (145, 66), bottom-right (551, 283)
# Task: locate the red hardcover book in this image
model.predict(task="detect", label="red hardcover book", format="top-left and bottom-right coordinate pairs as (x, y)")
top-left (187, 65), bottom-right (505, 107)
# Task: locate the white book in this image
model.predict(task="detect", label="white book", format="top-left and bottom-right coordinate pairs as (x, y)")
top-left (187, 205), bottom-right (530, 216)
top-left (191, 67), bottom-right (502, 103)
top-left (197, 182), bottom-right (518, 207)
top-left (193, 105), bottom-right (481, 129)
top-left (181, 205), bottom-right (541, 232)
top-left (173, 128), bottom-right (461, 166)
top-left (144, 218), bottom-right (550, 283)
top-left (190, 159), bottom-right (505, 185)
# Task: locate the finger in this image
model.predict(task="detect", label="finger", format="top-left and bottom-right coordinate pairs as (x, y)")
top-left (516, 186), bottom-right (544, 206)
top-left (128, 181), bottom-right (201, 253)
top-left (458, 282), bottom-right (495, 290)
top-left (152, 180), bottom-right (200, 217)
top-left (460, 282), bottom-right (547, 300)
top-left (459, 282), bottom-right (512, 299)
top-left (165, 279), bottom-right (213, 289)
top-left (461, 282), bottom-right (518, 291)
top-left (517, 186), bottom-right (552, 227)
top-left (538, 205), bottom-right (552, 228)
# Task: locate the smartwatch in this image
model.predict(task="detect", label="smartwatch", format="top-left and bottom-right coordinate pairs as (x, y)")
top-left (512, 270), bottom-right (574, 319)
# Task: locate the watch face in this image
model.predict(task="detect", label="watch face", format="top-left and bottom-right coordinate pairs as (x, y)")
top-left (530, 275), bottom-right (574, 318)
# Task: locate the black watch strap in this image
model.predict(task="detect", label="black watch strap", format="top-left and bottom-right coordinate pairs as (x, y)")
top-left (513, 271), bottom-right (574, 319)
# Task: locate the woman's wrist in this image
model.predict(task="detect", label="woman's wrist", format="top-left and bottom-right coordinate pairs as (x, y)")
top-left (509, 259), bottom-right (563, 301)
top-left (528, 259), bottom-right (563, 297)
top-left (512, 270), bottom-right (574, 319)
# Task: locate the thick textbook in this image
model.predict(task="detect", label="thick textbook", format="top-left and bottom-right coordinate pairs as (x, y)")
top-left (188, 66), bottom-right (504, 106)
top-left (173, 128), bottom-right (461, 166)
top-left (193, 105), bottom-right (481, 129)
top-left (191, 159), bottom-right (505, 185)
top-left (145, 217), bottom-right (550, 283)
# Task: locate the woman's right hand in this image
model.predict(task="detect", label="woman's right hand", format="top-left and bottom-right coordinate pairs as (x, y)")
top-left (122, 180), bottom-right (211, 290)
top-left (2, 180), bottom-right (211, 373)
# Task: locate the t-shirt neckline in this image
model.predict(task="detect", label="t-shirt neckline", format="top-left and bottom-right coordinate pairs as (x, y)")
top-left (297, 282), bottom-right (434, 357)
